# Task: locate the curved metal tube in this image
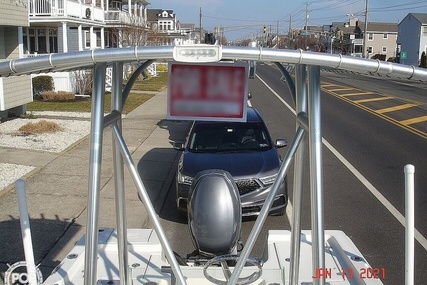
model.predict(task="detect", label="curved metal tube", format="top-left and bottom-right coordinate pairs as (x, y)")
top-left (122, 59), bottom-right (154, 108)
top-left (274, 61), bottom-right (296, 105)
top-left (2, 46), bottom-right (427, 81)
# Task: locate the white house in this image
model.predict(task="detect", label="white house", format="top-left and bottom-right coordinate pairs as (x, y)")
top-left (24, 3), bottom-right (197, 93)
top-left (398, 13), bottom-right (427, 66)
top-left (0, 0), bottom-right (32, 118)
top-left (146, 9), bottom-right (197, 45)
top-left (332, 19), bottom-right (398, 60)
top-left (25, 0), bottom-right (150, 92)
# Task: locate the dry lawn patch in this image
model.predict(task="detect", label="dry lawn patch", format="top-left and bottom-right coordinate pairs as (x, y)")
top-left (18, 120), bottom-right (64, 135)
top-left (41, 91), bottom-right (75, 101)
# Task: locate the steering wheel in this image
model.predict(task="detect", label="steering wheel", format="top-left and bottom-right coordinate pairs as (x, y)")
top-left (203, 254), bottom-right (263, 285)
top-left (242, 138), bottom-right (257, 144)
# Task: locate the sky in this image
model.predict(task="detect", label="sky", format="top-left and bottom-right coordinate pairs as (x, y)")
top-left (148, 0), bottom-right (427, 41)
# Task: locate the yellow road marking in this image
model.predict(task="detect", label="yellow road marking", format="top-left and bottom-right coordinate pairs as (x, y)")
top-left (321, 80), bottom-right (427, 139)
top-left (321, 84), bottom-right (338, 87)
top-left (376, 103), bottom-right (418, 114)
top-left (328, 88), bottom-right (355, 92)
top-left (354, 97), bottom-right (394, 103)
top-left (341, 92), bottom-right (372, 97)
top-left (400, 115), bottom-right (427, 126)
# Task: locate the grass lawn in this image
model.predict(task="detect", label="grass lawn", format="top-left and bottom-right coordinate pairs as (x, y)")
top-left (27, 93), bottom-right (154, 114)
top-left (27, 72), bottom-right (168, 114)
top-left (130, 71), bottom-right (168, 92)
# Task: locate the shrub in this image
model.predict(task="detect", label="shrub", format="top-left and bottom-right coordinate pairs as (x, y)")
top-left (18, 120), bottom-right (63, 135)
top-left (33, 76), bottom-right (55, 96)
top-left (156, 63), bottom-right (168, 72)
top-left (372, 54), bottom-right (386, 61)
top-left (41, 91), bottom-right (75, 101)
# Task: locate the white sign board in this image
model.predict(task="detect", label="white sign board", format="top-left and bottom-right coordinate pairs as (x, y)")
top-left (167, 62), bottom-right (248, 121)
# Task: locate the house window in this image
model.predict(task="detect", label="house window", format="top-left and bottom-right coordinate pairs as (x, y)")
top-left (382, 46), bottom-right (387, 53)
top-left (23, 27), bottom-right (58, 54)
top-left (37, 28), bottom-right (47, 53)
top-left (158, 21), bottom-right (173, 31)
top-left (84, 31), bottom-right (91, 48)
top-left (423, 27), bottom-right (427, 37)
top-left (383, 33), bottom-right (388, 39)
top-left (95, 30), bottom-right (101, 47)
top-left (105, 30), bottom-right (110, 47)
top-left (368, 46), bottom-right (373, 54)
top-left (23, 28), bottom-right (36, 54)
top-left (368, 33), bottom-right (373, 40)
top-left (49, 29), bottom-right (58, 53)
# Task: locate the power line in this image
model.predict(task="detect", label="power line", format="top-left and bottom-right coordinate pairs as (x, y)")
top-left (204, 0), bottom-right (427, 41)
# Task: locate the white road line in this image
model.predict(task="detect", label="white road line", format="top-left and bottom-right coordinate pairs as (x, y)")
top-left (323, 139), bottom-right (427, 250)
top-left (257, 74), bottom-right (427, 251)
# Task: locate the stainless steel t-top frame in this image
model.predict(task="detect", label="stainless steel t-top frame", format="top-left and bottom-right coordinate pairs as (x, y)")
top-left (1, 45), bottom-right (427, 285)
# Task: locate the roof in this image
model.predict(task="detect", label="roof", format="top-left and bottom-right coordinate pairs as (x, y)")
top-left (332, 21), bottom-right (397, 34)
top-left (179, 23), bottom-right (195, 30)
top-left (120, 0), bottom-right (149, 5)
top-left (146, 9), bottom-right (175, 21)
top-left (405, 13), bottom-right (427, 25)
top-left (367, 22), bottom-right (398, 33)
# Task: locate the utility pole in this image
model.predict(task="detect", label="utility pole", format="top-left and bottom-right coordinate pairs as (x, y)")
top-left (199, 7), bottom-right (202, 43)
top-left (289, 15), bottom-right (292, 48)
top-left (362, 0), bottom-right (368, 58)
top-left (305, 2), bottom-right (309, 50)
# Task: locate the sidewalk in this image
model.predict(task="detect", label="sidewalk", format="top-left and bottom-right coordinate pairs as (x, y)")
top-left (0, 89), bottom-right (191, 283)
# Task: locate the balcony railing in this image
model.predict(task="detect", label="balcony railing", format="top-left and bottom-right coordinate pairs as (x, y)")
top-left (22, 53), bottom-right (52, 58)
top-left (29, 0), bottom-right (105, 22)
top-left (105, 10), bottom-right (144, 25)
top-left (352, 38), bottom-right (363, 45)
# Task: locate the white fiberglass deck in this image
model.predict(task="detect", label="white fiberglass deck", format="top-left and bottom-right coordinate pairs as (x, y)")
top-left (43, 229), bottom-right (383, 285)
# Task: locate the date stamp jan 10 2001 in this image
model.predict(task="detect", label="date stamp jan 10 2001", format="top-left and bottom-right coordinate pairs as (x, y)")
top-left (312, 267), bottom-right (386, 279)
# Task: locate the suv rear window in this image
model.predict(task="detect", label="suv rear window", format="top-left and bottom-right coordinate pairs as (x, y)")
top-left (189, 122), bottom-right (271, 152)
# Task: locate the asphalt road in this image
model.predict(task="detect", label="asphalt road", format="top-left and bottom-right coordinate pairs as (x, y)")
top-left (158, 63), bottom-right (427, 285)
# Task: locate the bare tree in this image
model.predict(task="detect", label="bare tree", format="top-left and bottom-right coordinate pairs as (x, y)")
top-left (109, 18), bottom-right (170, 47)
top-left (72, 70), bottom-right (92, 95)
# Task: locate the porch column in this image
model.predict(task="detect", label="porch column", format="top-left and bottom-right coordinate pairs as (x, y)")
top-left (78, 25), bottom-right (83, 51)
top-left (101, 27), bottom-right (105, 49)
top-left (118, 29), bottom-right (123, 48)
top-left (18, 27), bottom-right (24, 58)
top-left (31, 0), bottom-right (36, 16)
top-left (90, 26), bottom-right (94, 49)
top-left (128, 0), bottom-right (132, 15)
top-left (63, 0), bottom-right (67, 15)
top-left (26, 28), bottom-right (31, 54)
top-left (62, 22), bottom-right (68, 52)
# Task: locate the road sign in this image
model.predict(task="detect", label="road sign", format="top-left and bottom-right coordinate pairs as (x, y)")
top-left (167, 62), bottom-right (248, 122)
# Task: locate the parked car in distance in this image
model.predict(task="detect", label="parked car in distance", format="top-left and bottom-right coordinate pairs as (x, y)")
top-left (174, 107), bottom-right (288, 217)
